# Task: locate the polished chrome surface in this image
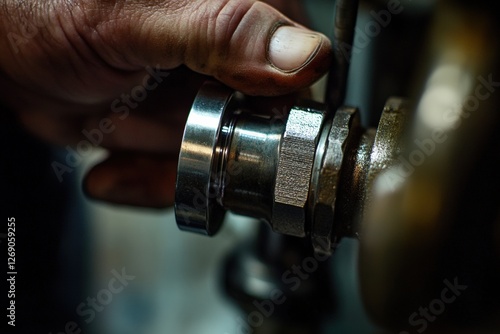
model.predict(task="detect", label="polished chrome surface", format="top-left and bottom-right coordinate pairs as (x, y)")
top-left (220, 112), bottom-right (284, 221)
top-left (175, 81), bottom-right (233, 235)
top-left (175, 82), bottom-right (408, 255)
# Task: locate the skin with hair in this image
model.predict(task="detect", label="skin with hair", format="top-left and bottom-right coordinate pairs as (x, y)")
top-left (0, 0), bottom-right (332, 207)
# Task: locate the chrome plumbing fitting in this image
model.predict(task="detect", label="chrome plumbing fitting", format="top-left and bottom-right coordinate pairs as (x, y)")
top-left (175, 81), bottom-right (408, 255)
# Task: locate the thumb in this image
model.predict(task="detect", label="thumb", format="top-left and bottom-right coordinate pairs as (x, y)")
top-left (82, 0), bottom-right (332, 95)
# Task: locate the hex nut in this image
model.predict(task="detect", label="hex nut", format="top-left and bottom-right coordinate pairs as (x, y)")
top-left (310, 107), bottom-right (360, 255)
top-left (272, 103), bottom-right (325, 237)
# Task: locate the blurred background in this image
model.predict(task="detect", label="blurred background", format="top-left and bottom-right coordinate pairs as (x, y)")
top-left (5, 0), bottom-right (500, 333)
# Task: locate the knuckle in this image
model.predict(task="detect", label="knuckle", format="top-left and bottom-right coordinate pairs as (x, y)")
top-left (186, 0), bottom-right (260, 74)
top-left (212, 0), bottom-right (255, 48)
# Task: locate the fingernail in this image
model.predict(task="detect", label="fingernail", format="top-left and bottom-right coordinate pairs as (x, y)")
top-left (268, 26), bottom-right (322, 72)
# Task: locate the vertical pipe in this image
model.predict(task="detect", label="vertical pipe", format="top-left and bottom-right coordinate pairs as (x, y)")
top-left (325, 0), bottom-right (360, 111)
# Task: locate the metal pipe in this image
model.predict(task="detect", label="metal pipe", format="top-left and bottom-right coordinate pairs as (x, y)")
top-left (325, 0), bottom-right (360, 111)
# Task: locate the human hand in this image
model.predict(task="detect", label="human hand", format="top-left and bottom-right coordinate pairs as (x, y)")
top-left (0, 0), bottom-right (332, 207)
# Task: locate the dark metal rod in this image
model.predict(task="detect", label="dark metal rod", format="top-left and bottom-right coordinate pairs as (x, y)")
top-left (325, 0), bottom-right (359, 111)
